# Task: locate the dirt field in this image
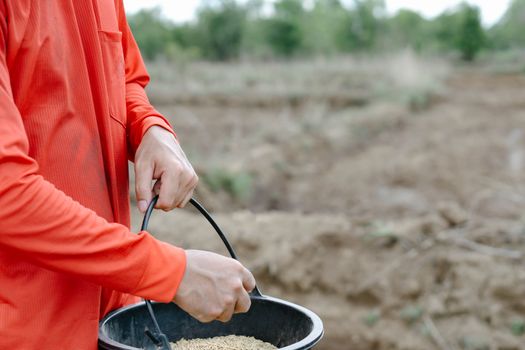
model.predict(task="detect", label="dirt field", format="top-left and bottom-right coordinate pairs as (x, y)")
top-left (132, 52), bottom-right (525, 350)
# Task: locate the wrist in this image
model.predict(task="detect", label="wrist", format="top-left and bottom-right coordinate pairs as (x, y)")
top-left (145, 125), bottom-right (178, 143)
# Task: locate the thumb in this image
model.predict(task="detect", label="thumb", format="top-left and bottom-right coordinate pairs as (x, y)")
top-left (135, 162), bottom-right (154, 213)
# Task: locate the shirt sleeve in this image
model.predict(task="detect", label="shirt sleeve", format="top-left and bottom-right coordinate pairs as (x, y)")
top-left (118, 1), bottom-right (178, 161)
top-left (0, 7), bottom-right (186, 303)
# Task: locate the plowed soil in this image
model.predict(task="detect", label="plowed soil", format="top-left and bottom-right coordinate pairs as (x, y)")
top-left (133, 56), bottom-right (525, 350)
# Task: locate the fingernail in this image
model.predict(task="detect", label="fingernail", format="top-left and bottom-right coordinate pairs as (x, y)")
top-left (138, 200), bottom-right (148, 213)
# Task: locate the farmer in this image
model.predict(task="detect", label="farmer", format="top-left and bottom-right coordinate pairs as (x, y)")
top-left (0, 1), bottom-right (255, 349)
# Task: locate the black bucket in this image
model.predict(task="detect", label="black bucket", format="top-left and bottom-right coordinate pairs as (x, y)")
top-left (99, 293), bottom-right (323, 350)
top-left (98, 197), bottom-right (324, 350)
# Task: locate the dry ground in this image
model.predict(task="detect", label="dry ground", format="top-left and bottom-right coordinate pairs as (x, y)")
top-left (132, 52), bottom-right (525, 350)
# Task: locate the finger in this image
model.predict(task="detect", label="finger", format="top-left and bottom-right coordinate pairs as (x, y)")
top-left (216, 302), bottom-right (235, 323)
top-left (177, 187), bottom-right (195, 208)
top-left (177, 170), bottom-right (199, 208)
top-left (135, 161), bottom-right (154, 213)
top-left (156, 169), bottom-right (181, 211)
top-left (193, 311), bottom-right (215, 324)
top-left (174, 168), bottom-right (197, 206)
top-left (242, 268), bottom-right (256, 293)
top-left (234, 289), bottom-right (251, 314)
top-left (183, 173), bottom-right (199, 206)
top-left (152, 179), bottom-right (162, 196)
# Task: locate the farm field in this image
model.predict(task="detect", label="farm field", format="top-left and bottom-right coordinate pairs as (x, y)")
top-left (131, 52), bottom-right (525, 350)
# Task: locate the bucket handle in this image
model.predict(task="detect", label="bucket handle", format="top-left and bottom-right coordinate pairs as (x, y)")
top-left (139, 196), bottom-right (262, 350)
top-left (141, 196), bottom-right (262, 297)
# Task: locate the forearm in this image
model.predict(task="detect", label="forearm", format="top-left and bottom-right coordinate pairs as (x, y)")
top-left (118, 1), bottom-right (177, 159)
top-left (126, 82), bottom-right (176, 159)
top-left (0, 0), bottom-right (186, 304)
top-left (0, 165), bottom-right (185, 302)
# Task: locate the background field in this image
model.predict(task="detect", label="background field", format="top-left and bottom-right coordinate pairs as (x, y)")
top-left (126, 52), bottom-right (525, 350)
top-left (127, 1), bottom-right (525, 349)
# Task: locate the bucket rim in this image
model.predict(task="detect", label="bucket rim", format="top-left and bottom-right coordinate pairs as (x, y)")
top-left (98, 295), bottom-right (324, 350)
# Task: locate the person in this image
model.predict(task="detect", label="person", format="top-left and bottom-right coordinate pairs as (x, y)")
top-left (0, 1), bottom-right (256, 349)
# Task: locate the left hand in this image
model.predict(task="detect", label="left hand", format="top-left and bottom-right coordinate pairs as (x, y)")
top-left (134, 126), bottom-right (198, 213)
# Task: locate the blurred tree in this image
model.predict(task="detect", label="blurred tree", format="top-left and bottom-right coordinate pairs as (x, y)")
top-left (426, 4), bottom-right (485, 60)
top-left (196, 0), bottom-right (247, 60)
top-left (489, 0), bottom-right (525, 49)
top-left (429, 10), bottom-right (461, 52)
top-left (166, 24), bottom-right (202, 64)
top-left (386, 9), bottom-right (427, 50)
top-left (301, 0), bottom-right (347, 55)
top-left (125, 0), bottom-right (499, 63)
top-left (240, 0), bottom-right (274, 58)
top-left (337, 0), bottom-right (386, 51)
top-left (128, 8), bottom-right (172, 60)
top-left (264, 0), bottom-right (304, 57)
top-left (172, 23), bottom-right (200, 50)
top-left (456, 4), bottom-right (485, 61)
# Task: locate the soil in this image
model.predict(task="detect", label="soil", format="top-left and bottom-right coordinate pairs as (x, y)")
top-left (133, 58), bottom-right (525, 350)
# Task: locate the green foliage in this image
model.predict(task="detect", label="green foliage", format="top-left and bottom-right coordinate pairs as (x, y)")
top-left (241, 1), bottom-right (273, 58)
top-left (386, 9), bottom-right (427, 50)
top-left (459, 336), bottom-right (490, 350)
top-left (367, 221), bottom-right (396, 239)
top-left (362, 309), bottom-right (381, 327)
top-left (125, 1), bottom-right (515, 62)
top-left (172, 24), bottom-right (200, 50)
top-left (387, 3), bottom-right (485, 60)
top-left (352, 0), bottom-right (385, 50)
top-left (300, 1), bottom-right (347, 55)
top-left (429, 10), bottom-right (462, 52)
top-left (510, 319), bottom-right (525, 336)
top-left (128, 8), bottom-right (173, 60)
top-left (263, 19), bottom-right (300, 57)
top-left (407, 90), bottom-right (432, 112)
top-left (489, 0), bottom-right (525, 49)
top-left (400, 305), bottom-right (423, 324)
top-left (202, 168), bottom-right (253, 200)
top-left (456, 4), bottom-right (485, 61)
top-left (264, 0), bottom-right (304, 57)
top-left (195, 0), bottom-right (247, 60)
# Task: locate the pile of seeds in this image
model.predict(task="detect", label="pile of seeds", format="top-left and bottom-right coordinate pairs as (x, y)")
top-left (170, 335), bottom-right (277, 350)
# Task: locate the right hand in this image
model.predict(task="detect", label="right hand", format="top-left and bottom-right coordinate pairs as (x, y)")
top-left (173, 250), bottom-right (256, 323)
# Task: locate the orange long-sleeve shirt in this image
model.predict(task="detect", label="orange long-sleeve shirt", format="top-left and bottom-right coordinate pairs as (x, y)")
top-left (0, 1), bottom-right (187, 349)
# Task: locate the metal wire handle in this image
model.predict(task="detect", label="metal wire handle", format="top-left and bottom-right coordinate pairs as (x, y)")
top-left (140, 196), bottom-right (261, 349)
top-left (141, 196), bottom-right (171, 350)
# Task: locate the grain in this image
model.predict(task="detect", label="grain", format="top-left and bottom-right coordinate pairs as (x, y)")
top-left (170, 335), bottom-right (277, 350)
